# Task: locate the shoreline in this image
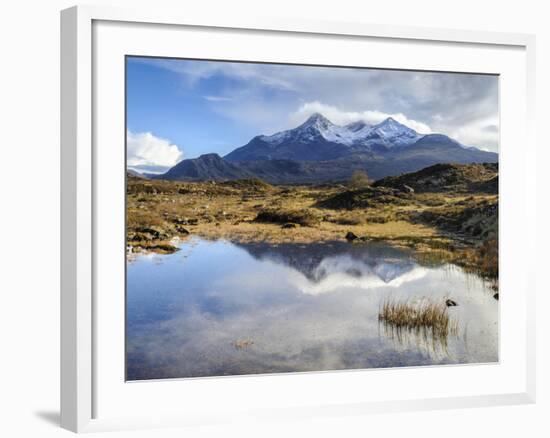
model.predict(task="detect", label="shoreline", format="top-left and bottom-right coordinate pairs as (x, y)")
top-left (126, 175), bottom-right (498, 282)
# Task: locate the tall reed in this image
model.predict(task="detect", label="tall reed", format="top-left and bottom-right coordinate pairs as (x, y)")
top-left (379, 297), bottom-right (458, 340)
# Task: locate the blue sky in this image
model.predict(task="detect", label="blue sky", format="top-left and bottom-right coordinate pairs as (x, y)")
top-left (126, 57), bottom-right (499, 173)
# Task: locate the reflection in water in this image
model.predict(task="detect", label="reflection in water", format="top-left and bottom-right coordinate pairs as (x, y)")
top-left (380, 323), bottom-right (453, 361)
top-left (126, 238), bottom-right (498, 380)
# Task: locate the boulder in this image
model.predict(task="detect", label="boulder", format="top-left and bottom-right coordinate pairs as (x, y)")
top-left (135, 227), bottom-right (161, 239)
top-left (445, 299), bottom-right (458, 307)
top-left (345, 231), bottom-right (358, 242)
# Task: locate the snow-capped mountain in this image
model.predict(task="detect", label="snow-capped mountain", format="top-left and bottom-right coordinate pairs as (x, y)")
top-left (225, 113), bottom-right (426, 162)
top-left (258, 113), bottom-right (373, 147)
top-left (361, 117), bottom-right (423, 149)
top-left (259, 113), bottom-right (422, 149)
top-left (159, 112), bottom-right (498, 183)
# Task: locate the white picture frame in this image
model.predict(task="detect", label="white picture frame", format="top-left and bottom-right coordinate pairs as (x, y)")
top-left (60, 4), bottom-right (537, 433)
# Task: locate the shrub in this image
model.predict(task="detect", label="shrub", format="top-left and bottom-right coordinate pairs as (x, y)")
top-left (349, 170), bottom-right (372, 189)
top-left (254, 209), bottom-right (320, 227)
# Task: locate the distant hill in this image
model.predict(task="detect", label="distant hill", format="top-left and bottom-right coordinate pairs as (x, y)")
top-left (127, 169), bottom-right (147, 179)
top-left (155, 113), bottom-right (498, 184)
top-left (373, 162), bottom-right (498, 193)
top-left (159, 153), bottom-right (252, 181)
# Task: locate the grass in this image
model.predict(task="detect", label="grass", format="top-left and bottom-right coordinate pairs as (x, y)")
top-left (460, 237), bottom-right (498, 279)
top-left (126, 176), bottom-right (498, 279)
top-left (379, 297), bottom-right (458, 339)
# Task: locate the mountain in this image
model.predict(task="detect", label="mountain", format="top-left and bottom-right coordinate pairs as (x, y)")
top-left (157, 114), bottom-right (498, 183)
top-left (224, 113), bottom-right (426, 162)
top-left (224, 114), bottom-right (351, 162)
top-left (159, 153), bottom-right (252, 181)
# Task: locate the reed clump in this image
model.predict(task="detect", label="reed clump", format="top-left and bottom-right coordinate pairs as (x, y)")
top-left (379, 298), bottom-right (457, 339)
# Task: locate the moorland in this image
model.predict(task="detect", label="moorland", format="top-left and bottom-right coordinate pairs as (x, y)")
top-left (127, 162), bottom-right (498, 283)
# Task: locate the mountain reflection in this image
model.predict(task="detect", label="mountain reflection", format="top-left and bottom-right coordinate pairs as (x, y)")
top-left (234, 241), bottom-right (427, 294)
top-left (126, 238), bottom-right (498, 380)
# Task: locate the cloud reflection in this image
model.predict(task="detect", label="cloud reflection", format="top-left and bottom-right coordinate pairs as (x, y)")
top-left (126, 239), bottom-right (498, 380)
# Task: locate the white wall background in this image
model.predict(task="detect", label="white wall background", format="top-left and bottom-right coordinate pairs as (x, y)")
top-left (0, 1), bottom-right (547, 436)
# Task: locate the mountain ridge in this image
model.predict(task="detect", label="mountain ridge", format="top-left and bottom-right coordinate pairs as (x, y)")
top-left (224, 113), bottom-right (430, 162)
top-left (155, 113), bottom-right (498, 184)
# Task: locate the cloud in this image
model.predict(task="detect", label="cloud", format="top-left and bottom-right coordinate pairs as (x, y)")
top-left (139, 58), bottom-right (296, 90)
top-left (290, 101), bottom-right (433, 134)
top-left (448, 116), bottom-right (500, 151)
top-left (126, 131), bottom-right (183, 173)
top-left (203, 95), bottom-right (233, 102)
top-left (132, 57), bottom-right (499, 152)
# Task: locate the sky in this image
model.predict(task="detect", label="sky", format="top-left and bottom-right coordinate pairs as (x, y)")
top-left (126, 56), bottom-right (499, 174)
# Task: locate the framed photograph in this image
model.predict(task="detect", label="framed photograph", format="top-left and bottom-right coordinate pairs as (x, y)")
top-left (61, 5), bottom-right (536, 433)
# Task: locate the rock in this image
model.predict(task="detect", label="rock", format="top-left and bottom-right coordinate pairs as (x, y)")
top-left (282, 223), bottom-right (297, 229)
top-left (187, 218), bottom-right (199, 225)
top-left (135, 227), bottom-right (161, 239)
top-left (345, 231), bottom-right (358, 242)
top-left (130, 232), bottom-right (154, 241)
top-left (445, 299), bottom-right (458, 307)
top-left (147, 243), bottom-right (179, 254)
top-left (493, 293), bottom-right (499, 300)
top-left (176, 226), bottom-right (189, 235)
top-left (402, 184), bottom-right (415, 193)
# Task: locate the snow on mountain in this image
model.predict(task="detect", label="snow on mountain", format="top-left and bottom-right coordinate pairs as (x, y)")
top-left (223, 112), bottom-right (493, 164)
top-left (345, 120), bottom-right (371, 132)
top-left (260, 113), bottom-right (359, 147)
top-left (259, 113), bottom-right (422, 149)
top-left (364, 117), bottom-right (423, 148)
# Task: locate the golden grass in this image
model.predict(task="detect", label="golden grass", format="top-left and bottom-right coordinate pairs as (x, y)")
top-left (126, 178), bottom-right (498, 279)
top-left (379, 297), bottom-right (458, 339)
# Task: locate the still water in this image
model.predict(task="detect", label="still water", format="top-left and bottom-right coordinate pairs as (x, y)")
top-left (126, 238), bottom-right (498, 380)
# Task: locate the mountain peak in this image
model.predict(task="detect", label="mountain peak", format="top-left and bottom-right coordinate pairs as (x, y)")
top-left (374, 117), bottom-right (417, 135)
top-left (377, 117), bottom-right (402, 127)
top-left (306, 112), bottom-right (329, 122)
top-left (301, 112), bottom-right (333, 128)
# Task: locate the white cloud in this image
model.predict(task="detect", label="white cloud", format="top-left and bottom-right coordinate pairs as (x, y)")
top-left (127, 131), bottom-right (183, 173)
top-left (203, 95), bottom-right (233, 102)
top-left (290, 101), bottom-right (433, 134)
top-left (448, 116), bottom-right (499, 151)
top-left (143, 59), bottom-right (296, 90)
